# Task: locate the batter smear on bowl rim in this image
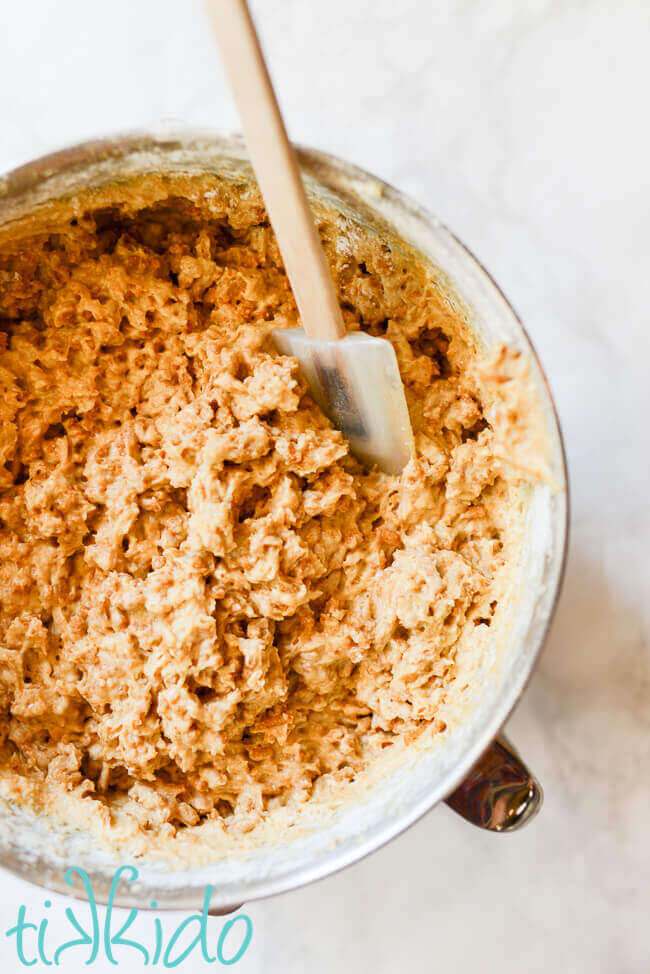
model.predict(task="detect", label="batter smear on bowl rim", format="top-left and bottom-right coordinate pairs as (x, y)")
top-left (0, 174), bottom-right (546, 855)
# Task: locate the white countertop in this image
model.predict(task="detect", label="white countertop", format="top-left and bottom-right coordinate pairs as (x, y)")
top-left (0, 1), bottom-right (648, 971)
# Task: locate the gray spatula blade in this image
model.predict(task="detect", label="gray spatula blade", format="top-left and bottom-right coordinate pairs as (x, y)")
top-left (273, 328), bottom-right (413, 475)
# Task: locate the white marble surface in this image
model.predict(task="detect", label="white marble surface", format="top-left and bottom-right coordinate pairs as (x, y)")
top-left (0, 1), bottom-right (648, 971)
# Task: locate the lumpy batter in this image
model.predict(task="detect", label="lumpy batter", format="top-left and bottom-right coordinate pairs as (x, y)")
top-left (0, 174), bottom-right (543, 848)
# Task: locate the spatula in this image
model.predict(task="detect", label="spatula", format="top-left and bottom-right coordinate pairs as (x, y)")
top-left (207, 0), bottom-right (414, 475)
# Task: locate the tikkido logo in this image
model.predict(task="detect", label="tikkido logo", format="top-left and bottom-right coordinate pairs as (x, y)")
top-left (5, 866), bottom-right (253, 968)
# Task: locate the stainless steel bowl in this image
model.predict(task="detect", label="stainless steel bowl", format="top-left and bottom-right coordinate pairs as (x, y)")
top-left (0, 131), bottom-right (568, 911)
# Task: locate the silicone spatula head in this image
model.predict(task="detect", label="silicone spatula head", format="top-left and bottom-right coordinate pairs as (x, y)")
top-left (273, 328), bottom-right (413, 475)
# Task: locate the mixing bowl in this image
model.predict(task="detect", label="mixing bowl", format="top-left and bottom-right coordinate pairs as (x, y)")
top-left (0, 131), bottom-right (568, 911)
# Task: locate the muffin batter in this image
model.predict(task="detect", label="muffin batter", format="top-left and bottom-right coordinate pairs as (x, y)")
top-left (0, 174), bottom-right (543, 848)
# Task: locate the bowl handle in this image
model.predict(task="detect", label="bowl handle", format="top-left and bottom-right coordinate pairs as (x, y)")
top-left (444, 734), bottom-right (543, 832)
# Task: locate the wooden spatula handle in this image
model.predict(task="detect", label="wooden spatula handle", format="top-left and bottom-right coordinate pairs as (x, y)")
top-left (207, 0), bottom-right (347, 342)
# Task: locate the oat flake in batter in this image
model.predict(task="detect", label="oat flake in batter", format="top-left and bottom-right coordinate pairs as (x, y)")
top-left (0, 174), bottom-right (544, 851)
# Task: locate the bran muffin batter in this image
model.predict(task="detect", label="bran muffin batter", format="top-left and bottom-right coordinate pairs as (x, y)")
top-left (0, 174), bottom-right (544, 851)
